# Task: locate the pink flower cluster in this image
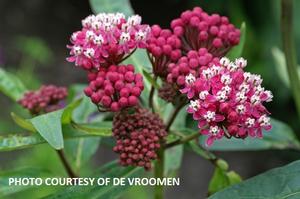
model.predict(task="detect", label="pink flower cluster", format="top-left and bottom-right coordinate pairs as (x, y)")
top-left (84, 64), bottom-right (144, 112)
top-left (182, 57), bottom-right (273, 146)
top-left (113, 107), bottom-right (167, 170)
top-left (171, 7), bottom-right (240, 56)
top-left (167, 49), bottom-right (219, 90)
top-left (19, 85), bottom-right (68, 115)
top-left (67, 13), bottom-right (150, 70)
top-left (147, 25), bottom-right (182, 78)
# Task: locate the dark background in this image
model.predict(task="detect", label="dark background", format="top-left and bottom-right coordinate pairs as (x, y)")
top-left (0, 0), bottom-right (300, 198)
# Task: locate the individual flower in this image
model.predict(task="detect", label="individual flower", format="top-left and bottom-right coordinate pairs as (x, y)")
top-left (182, 57), bottom-right (272, 146)
top-left (171, 7), bottom-right (240, 57)
top-left (67, 13), bottom-right (150, 70)
top-left (18, 85), bottom-right (68, 115)
top-left (147, 25), bottom-right (182, 78)
top-left (112, 106), bottom-right (167, 170)
top-left (84, 64), bottom-right (144, 112)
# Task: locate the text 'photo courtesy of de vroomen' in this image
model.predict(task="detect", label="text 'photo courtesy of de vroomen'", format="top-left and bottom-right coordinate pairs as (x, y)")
top-left (1, 0), bottom-right (300, 198)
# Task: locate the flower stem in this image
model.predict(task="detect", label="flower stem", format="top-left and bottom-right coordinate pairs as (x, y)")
top-left (165, 103), bottom-right (185, 131)
top-left (165, 131), bottom-right (200, 148)
top-left (56, 149), bottom-right (78, 178)
top-left (281, 0), bottom-right (300, 118)
top-left (149, 76), bottom-right (157, 112)
top-left (154, 148), bottom-right (165, 199)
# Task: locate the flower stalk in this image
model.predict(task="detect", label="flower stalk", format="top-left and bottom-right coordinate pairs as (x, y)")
top-left (56, 150), bottom-right (78, 178)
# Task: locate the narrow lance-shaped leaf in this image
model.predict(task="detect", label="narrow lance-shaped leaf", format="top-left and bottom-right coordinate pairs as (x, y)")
top-left (0, 67), bottom-right (27, 101)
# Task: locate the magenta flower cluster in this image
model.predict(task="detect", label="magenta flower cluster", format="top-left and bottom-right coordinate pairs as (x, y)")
top-left (67, 13), bottom-right (150, 112)
top-left (171, 7), bottom-right (240, 57)
top-left (67, 13), bottom-right (150, 70)
top-left (147, 25), bottom-right (182, 78)
top-left (84, 64), bottom-right (144, 112)
top-left (182, 57), bottom-right (273, 146)
top-left (19, 85), bottom-right (67, 115)
top-left (113, 107), bottom-right (167, 170)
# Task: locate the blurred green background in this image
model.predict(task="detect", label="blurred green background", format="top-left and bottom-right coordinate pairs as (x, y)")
top-left (1, 0), bottom-right (300, 198)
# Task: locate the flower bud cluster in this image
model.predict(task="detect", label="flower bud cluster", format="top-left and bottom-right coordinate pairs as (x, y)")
top-left (113, 107), bottom-right (167, 170)
top-left (147, 25), bottom-right (182, 78)
top-left (18, 85), bottom-right (67, 115)
top-left (84, 64), bottom-right (144, 112)
top-left (171, 7), bottom-right (240, 56)
top-left (182, 57), bottom-right (272, 146)
top-left (167, 49), bottom-right (219, 90)
top-left (67, 13), bottom-right (150, 70)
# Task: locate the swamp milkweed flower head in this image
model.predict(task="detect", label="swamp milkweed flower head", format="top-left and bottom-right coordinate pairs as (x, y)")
top-left (67, 13), bottom-right (150, 70)
top-left (146, 25), bottom-right (182, 78)
top-left (113, 106), bottom-right (167, 170)
top-left (182, 57), bottom-right (273, 146)
top-left (18, 85), bottom-right (68, 115)
top-left (84, 64), bottom-right (144, 112)
top-left (171, 7), bottom-right (240, 57)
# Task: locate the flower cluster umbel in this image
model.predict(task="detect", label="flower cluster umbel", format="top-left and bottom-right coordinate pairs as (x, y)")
top-left (113, 107), bottom-right (167, 170)
top-left (183, 57), bottom-right (273, 146)
top-left (67, 13), bottom-right (150, 112)
top-left (67, 13), bottom-right (150, 70)
top-left (18, 85), bottom-right (67, 115)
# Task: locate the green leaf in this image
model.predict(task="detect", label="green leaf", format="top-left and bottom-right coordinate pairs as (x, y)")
top-left (164, 144), bottom-right (183, 176)
top-left (208, 168), bottom-right (242, 196)
top-left (30, 110), bottom-right (64, 149)
top-left (65, 137), bottom-right (100, 171)
top-left (61, 98), bottom-right (83, 124)
top-left (208, 167), bottom-right (230, 195)
top-left (44, 161), bottom-right (144, 199)
top-left (199, 118), bottom-right (300, 151)
top-left (72, 122), bottom-right (112, 136)
top-left (209, 160), bottom-right (300, 199)
top-left (0, 67), bottom-right (27, 101)
top-left (0, 167), bottom-right (51, 197)
top-left (271, 47), bottom-right (300, 88)
top-left (0, 134), bottom-right (46, 151)
top-left (227, 22), bottom-right (246, 59)
top-left (142, 70), bottom-right (160, 89)
top-left (11, 112), bottom-right (36, 132)
top-left (89, 0), bottom-right (134, 16)
top-left (72, 96), bottom-right (100, 123)
top-left (0, 125), bottom-right (101, 152)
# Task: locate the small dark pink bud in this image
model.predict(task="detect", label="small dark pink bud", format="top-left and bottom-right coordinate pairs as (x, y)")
top-left (128, 95), bottom-right (138, 106)
top-left (101, 95), bottom-right (112, 107)
top-left (110, 102), bottom-right (120, 112)
top-left (84, 87), bottom-right (93, 97)
top-left (124, 71), bottom-right (135, 82)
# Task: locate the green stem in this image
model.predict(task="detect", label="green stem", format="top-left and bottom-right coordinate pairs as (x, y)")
top-left (281, 0), bottom-right (300, 118)
top-left (149, 77), bottom-right (157, 113)
top-left (165, 103), bottom-right (185, 131)
top-left (56, 150), bottom-right (78, 178)
top-left (154, 148), bottom-right (164, 199)
top-left (165, 131), bottom-right (200, 148)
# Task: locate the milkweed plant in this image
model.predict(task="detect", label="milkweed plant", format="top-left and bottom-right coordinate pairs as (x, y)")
top-left (1, 0), bottom-right (300, 198)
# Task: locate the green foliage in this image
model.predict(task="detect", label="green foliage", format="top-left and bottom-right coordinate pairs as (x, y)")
top-left (198, 118), bottom-right (300, 151)
top-left (44, 161), bottom-right (144, 199)
top-left (0, 67), bottom-right (27, 101)
top-left (209, 160), bottom-right (300, 199)
top-left (30, 110), bottom-right (65, 149)
top-left (0, 167), bottom-right (52, 197)
top-left (11, 112), bottom-right (36, 132)
top-left (227, 22), bottom-right (246, 59)
top-left (272, 47), bottom-right (300, 88)
top-left (208, 167), bottom-right (242, 196)
top-left (142, 70), bottom-right (160, 89)
top-left (89, 0), bottom-right (134, 16)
